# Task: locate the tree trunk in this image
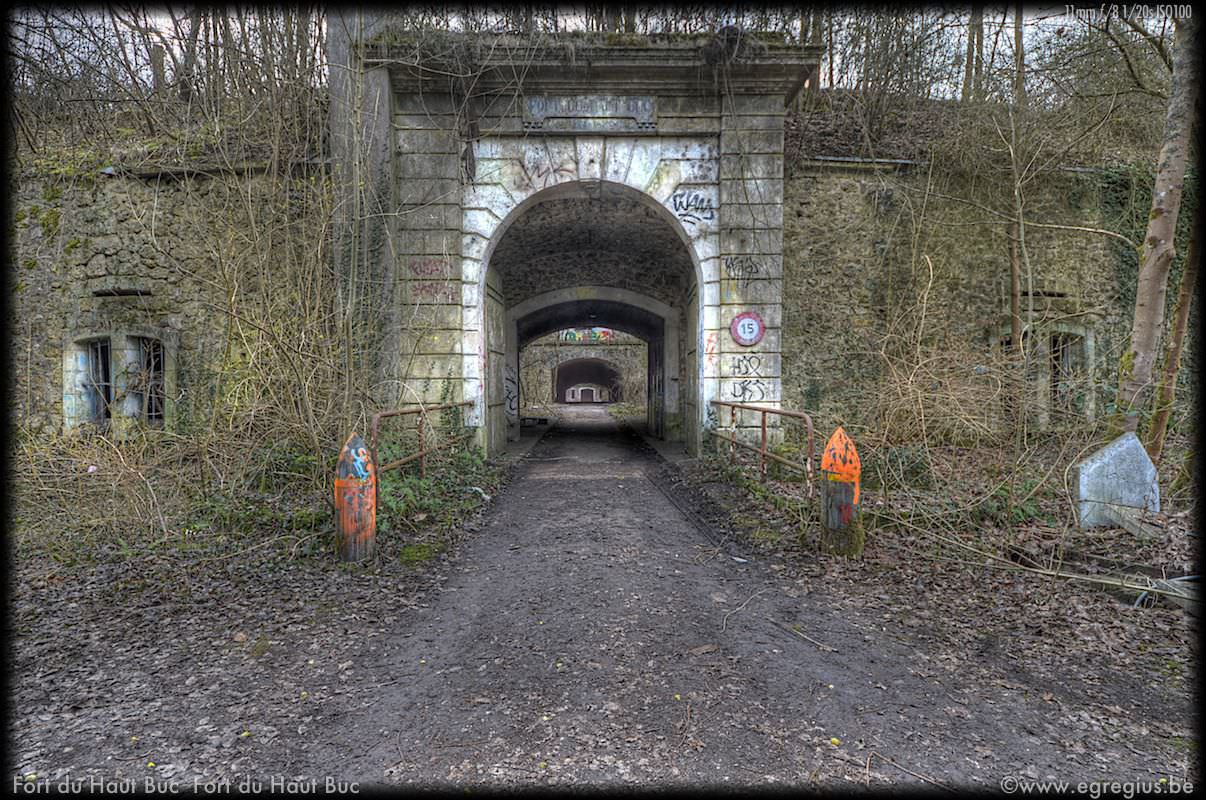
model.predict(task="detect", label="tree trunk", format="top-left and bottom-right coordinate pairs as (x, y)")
top-left (1114, 16), bottom-right (1198, 433)
top-left (1145, 227), bottom-right (1197, 462)
top-left (972, 6), bottom-right (983, 100)
top-left (150, 43), bottom-right (165, 96)
top-left (1013, 2), bottom-right (1025, 108)
top-left (963, 6), bottom-right (982, 102)
top-left (1008, 221), bottom-right (1023, 354)
top-left (827, 14), bottom-right (834, 89)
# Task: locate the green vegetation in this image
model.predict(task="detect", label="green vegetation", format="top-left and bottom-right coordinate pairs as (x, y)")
top-left (398, 542), bottom-right (440, 566)
top-left (39, 207), bottom-right (61, 238)
top-left (375, 443), bottom-right (501, 540)
top-left (31, 144), bottom-right (106, 179)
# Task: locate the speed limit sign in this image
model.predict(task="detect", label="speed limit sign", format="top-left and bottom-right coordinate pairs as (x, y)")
top-left (730, 311), bottom-right (765, 347)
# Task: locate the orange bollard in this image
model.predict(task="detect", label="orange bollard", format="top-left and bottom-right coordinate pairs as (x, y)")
top-left (334, 432), bottom-right (376, 561)
top-left (819, 426), bottom-right (864, 557)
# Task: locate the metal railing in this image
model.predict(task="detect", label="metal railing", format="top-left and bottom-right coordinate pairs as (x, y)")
top-left (709, 400), bottom-right (815, 494)
top-left (369, 401), bottom-right (474, 480)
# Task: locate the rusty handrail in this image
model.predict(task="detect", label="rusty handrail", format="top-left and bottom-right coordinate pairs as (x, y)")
top-left (709, 400), bottom-right (814, 495)
top-left (369, 401), bottom-right (474, 479)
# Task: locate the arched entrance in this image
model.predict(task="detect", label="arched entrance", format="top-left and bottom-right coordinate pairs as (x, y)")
top-left (466, 175), bottom-right (715, 455)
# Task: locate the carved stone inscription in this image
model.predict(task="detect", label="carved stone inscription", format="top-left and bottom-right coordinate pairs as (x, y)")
top-left (524, 95), bottom-right (657, 133)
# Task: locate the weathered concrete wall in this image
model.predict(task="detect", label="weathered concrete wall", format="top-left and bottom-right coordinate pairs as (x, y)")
top-left (391, 91), bottom-right (467, 409)
top-left (13, 156), bottom-right (1181, 448)
top-left (461, 133), bottom-right (723, 447)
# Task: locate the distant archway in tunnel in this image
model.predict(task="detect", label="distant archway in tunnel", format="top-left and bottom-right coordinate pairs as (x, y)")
top-left (512, 293), bottom-right (672, 439)
top-left (472, 178), bottom-right (708, 454)
top-left (553, 358), bottom-right (624, 403)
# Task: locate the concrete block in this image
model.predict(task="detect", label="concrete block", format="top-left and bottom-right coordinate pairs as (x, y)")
top-left (666, 185), bottom-right (719, 233)
top-left (719, 376), bottom-right (780, 404)
top-left (462, 183), bottom-right (516, 217)
top-left (721, 179), bottom-right (784, 206)
top-left (646, 160), bottom-right (684, 203)
top-left (723, 204), bottom-right (784, 230)
top-left (461, 233), bottom-right (488, 261)
top-left (721, 130), bottom-right (784, 155)
top-left (658, 95), bottom-right (721, 115)
top-left (720, 303), bottom-right (782, 329)
top-left (660, 139), bottom-right (719, 161)
top-left (657, 116), bottom-right (722, 135)
top-left (396, 129), bottom-right (457, 154)
top-left (1074, 432), bottom-right (1160, 528)
top-left (399, 203), bottom-right (462, 230)
top-left (397, 178), bottom-right (460, 206)
top-left (576, 137), bottom-right (605, 182)
top-left (721, 154), bottom-right (782, 180)
top-left (397, 153), bottom-right (459, 180)
top-left (463, 209), bottom-right (500, 239)
top-left (624, 141), bottom-right (662, 192)
top-left (678, 159), bottom-right (720, 184)
top-left (603, 138), bottom-right (637, 184)
top-left (720, 229), bottom-right (783, 255)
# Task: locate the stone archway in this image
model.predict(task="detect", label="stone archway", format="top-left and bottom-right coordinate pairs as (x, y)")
top-left (508, 287), bottom-right (678, 442)
top-left (342, 32), bottom-right (807, 457)
top-left (465, 172), bottom-right (716, 455)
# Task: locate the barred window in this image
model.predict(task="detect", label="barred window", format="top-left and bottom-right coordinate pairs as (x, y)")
top-left (132, 337), bottom-right (166, 428)
top-left (65, 331), bottom-right (174, 433)
top-left (85, 338), bottom-right (113, 428)
top-left (1050, 332), bottom-right (1086, 413)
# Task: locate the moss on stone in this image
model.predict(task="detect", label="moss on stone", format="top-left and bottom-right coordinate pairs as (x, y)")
top-left (40, 207), bottom-right (60, 238)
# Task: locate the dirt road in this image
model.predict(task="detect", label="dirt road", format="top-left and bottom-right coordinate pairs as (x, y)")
top-left (309, 406), bottom-right (1190, 787)
top-left (10, 406), bottom-right (1193, 789)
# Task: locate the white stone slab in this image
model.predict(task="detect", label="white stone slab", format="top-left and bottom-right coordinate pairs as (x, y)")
top-left (1074, 432), bottom-right (1160, 528)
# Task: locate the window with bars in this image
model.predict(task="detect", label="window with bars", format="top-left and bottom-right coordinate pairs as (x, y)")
top-left (67, 332), bottom-right (172, 432)
top-left (85, 338), bottom-right (113, 428)
top-left (996, 327), bottom-right (1089, 419)
top-left (132, 336), bottom-right (166, 428)
top-left (1050, 332), bottom-right (1086, 413)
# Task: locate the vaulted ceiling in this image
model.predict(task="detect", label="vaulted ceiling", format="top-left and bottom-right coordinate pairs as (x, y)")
top-left (490, 187), bottom-right (695, 311)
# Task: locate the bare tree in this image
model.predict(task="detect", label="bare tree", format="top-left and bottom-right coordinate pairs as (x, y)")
top-left (1113, 15), bottom-right (1198, 434)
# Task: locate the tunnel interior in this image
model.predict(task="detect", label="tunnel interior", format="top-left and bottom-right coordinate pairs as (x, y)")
top-left (484, 181), bottom-right (699, 448)
top-left (554, 358), bottom-right (623, 403)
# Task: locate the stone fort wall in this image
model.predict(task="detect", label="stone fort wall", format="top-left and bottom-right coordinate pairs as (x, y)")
top-left (10, 158), bottom-right (1189, 442)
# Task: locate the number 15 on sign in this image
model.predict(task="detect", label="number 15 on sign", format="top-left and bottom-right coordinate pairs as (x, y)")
top-left (730, 311), bottom-right (765, 347)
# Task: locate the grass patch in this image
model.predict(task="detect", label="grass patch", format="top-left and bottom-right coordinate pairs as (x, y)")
top-left (399, 542), bottom-right (440, 566)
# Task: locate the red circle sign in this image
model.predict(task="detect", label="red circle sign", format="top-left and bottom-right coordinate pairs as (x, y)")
top-left (730, 311), bottom-right (765, 347)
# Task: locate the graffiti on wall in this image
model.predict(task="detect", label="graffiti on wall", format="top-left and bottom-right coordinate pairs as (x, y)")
top-left (408, 257), bottom-right (449, 277)
top-left (704, 331), bottom-right (719, 369)
top-left (729, 378), bottom-right (768, 403)
top-left (730, 354), bottom-right (762, 377)
top-left (504, 365), bottom-right (519, 419)
top-left (723, 255), bottom-right (762, 286)
top-left (558, 327), bottom-right (616, 343)
top-left (670, 190), bottom-right (715, 226)
top-left (411, 281), bottom-right (459, 303)
top-left (518, 157), bottom-right (578, 192)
